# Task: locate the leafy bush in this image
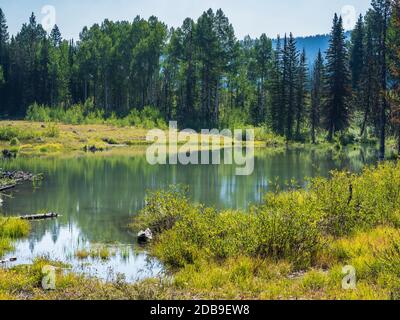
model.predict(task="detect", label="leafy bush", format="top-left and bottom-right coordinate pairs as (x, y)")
top-left (220, 108), bottom-right (250, 130)
top-left (132, 186), bottom-right (191, 235)
top-left (253, 126), bottom-right (286, 146)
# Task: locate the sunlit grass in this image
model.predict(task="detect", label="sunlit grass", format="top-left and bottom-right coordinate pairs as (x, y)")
top-left (0, 217), bottom-right (30, 258)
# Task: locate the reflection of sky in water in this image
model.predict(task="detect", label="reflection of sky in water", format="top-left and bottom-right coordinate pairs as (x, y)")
top-left (0, 147), bottom-right (378, 281)
top-left (3, 222), bottom-right (163, 282)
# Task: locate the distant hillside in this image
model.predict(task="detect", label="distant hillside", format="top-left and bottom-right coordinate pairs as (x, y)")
top-left (272, 31), bottom-right (351, 69)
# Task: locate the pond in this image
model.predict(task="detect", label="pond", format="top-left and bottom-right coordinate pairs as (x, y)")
top-left (0, 146), bottom-right (378, 282)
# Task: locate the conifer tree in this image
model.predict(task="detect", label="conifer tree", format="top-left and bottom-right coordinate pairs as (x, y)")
top-left (270, 35), bottom-right (284, 134)
top-left (359, 21), bottom-right (379, 137)
top-left (295, 48), bottom-right (308, 139)
top-left (0, 8), bottom-right (9, 114)
top-left (350, 15), bottom-right (365, 90)
top-left (324, 14), bottom-right (351, 141)
top-left (310, 50), bottom-right (325, 144)
top-left (50, 25), bottom-right (62, 47)
top-left (371, 0), bottom-right (391, 160)
top-left (283, 33), bottom-right (299, 140)
top-left (388, 0), bottom-right (400, 154)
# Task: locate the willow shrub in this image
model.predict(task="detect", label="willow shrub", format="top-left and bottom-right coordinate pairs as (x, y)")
top-left (135, 162), bottom-right (400, 270)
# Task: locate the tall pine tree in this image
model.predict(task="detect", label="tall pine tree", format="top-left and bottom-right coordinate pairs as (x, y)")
top-left (310, 50), bottom-right (325, 144)
top-left (0, 8), bottom-right (9, 115)
top-left (324, 14), bottom-right (351, 141)
top-left (388, 0), bottom-right (400, 154)
top-left (295, 48), bottom-right (308, 139)
top-left (371, 0), bottom-right (392, 160)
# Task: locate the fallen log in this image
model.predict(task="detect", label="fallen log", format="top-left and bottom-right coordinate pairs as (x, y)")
top-left (0, 184), bottom-right (16, 192)
top-left (0, 257), bottom-right (17, 264)
top-left (20, 213), bottom-right (59, 220)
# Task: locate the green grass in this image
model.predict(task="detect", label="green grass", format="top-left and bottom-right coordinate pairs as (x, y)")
top-left (75, 246), bottom-right (115, 261)
top-left (0, 217), bottom-right (30, 257)
top-left (0, 125), bottom-right (37, 141)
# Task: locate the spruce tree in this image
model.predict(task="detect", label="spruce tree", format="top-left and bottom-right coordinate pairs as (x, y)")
top-left (0, 8), bottom-right (9, 114)
top-left (350, 15), bottom-right (365, 90)
top-left (371, 0), bottom-right (392, 160)
top-left (295, 48), bottom-right (308, 139)
top-left (50, 25), bottom-right (62, 47)
top-left (270, 35), bottom-right (284, 134)
top-left (388, 0), bottom-right (400, 154)
top-left (283, 33), bottom-right (299, 140)
top-left (324, 14), bottom-right (351, 141)
top-left (311, 50), bottom-right (325, 144)
top-left (359, 21), bottom-right (379, 137)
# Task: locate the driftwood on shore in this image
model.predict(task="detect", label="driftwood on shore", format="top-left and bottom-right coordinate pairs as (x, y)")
top-left (0, 257), bottom-right (17, 264)
top-left (0, 184), bottom-right (16, 192)
top-left (20, 213), bottom-right (59, 220)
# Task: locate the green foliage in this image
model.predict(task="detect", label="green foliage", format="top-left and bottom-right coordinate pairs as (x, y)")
top-left (44, 123), bottom-right (60, 138)
top-left (0, 66), bottom-right (4, 86)
top-left (26, 103), bottom-right (167, 129)
top-left (0, 125), bottom-right (37, 141)
top-left (132, 186), bottom-right (191, 234)
top-left (135, 162), bottom-right (400, 270)
top-left (0, 218), bottom-right (30, 257)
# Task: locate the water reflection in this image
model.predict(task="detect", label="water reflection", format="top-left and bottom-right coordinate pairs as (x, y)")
top-left (0, 146), bottom-right (378, 280)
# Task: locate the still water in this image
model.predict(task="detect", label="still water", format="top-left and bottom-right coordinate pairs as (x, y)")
top-left (0, 147), bottom-right (378, 281)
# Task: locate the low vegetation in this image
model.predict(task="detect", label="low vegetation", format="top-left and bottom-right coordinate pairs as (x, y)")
top-left (26, 102), bottom-right (168, 130)
top-left (131, 162), bottom-right (400, 299)
top-left (75, 246), bottom-right (115, 261)
top-left (0, 217), bottom-right (30, 257)
top-left (1, 163), bottom-right (400, 300)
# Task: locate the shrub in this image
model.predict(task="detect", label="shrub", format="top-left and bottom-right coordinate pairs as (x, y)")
top-left (132, 185), bottom-right (191, 235)
top-left (44, 123), bottom-right (60, 138)
top-left (9, 137), bottom-right (20, 146)
top-left (0, 126), bottom-right (36, 141)
top-left (253, 127), bottom-right (286, 146)
top-left (34, 143), bottom-right (63, 153)
top-left (135, 162), bottom-right (400, 271)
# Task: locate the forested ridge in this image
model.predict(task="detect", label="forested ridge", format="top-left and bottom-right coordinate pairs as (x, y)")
top-left (0, 0), bottom-right (400, 155)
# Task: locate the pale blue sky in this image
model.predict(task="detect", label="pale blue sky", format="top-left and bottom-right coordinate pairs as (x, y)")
top-left (0, 0), bottom-right (371, 40)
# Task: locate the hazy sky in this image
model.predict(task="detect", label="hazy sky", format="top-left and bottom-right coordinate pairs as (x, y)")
top-left (0, 0), bottom-right (372, 40)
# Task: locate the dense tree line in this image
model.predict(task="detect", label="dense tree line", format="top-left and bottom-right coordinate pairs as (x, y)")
top-left (0, 0), bottom-right (400, 154)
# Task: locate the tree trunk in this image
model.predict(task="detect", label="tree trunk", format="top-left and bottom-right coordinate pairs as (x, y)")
top-left (311, 117), bottom-right (316, 144)
top-left (360, 107), bottom-right (369, 137)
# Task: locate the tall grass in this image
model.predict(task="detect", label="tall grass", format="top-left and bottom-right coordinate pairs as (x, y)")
top-left (0, 218), bottom-right (30, 257)
top-left (0, 126), bottom-right (37, 141)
